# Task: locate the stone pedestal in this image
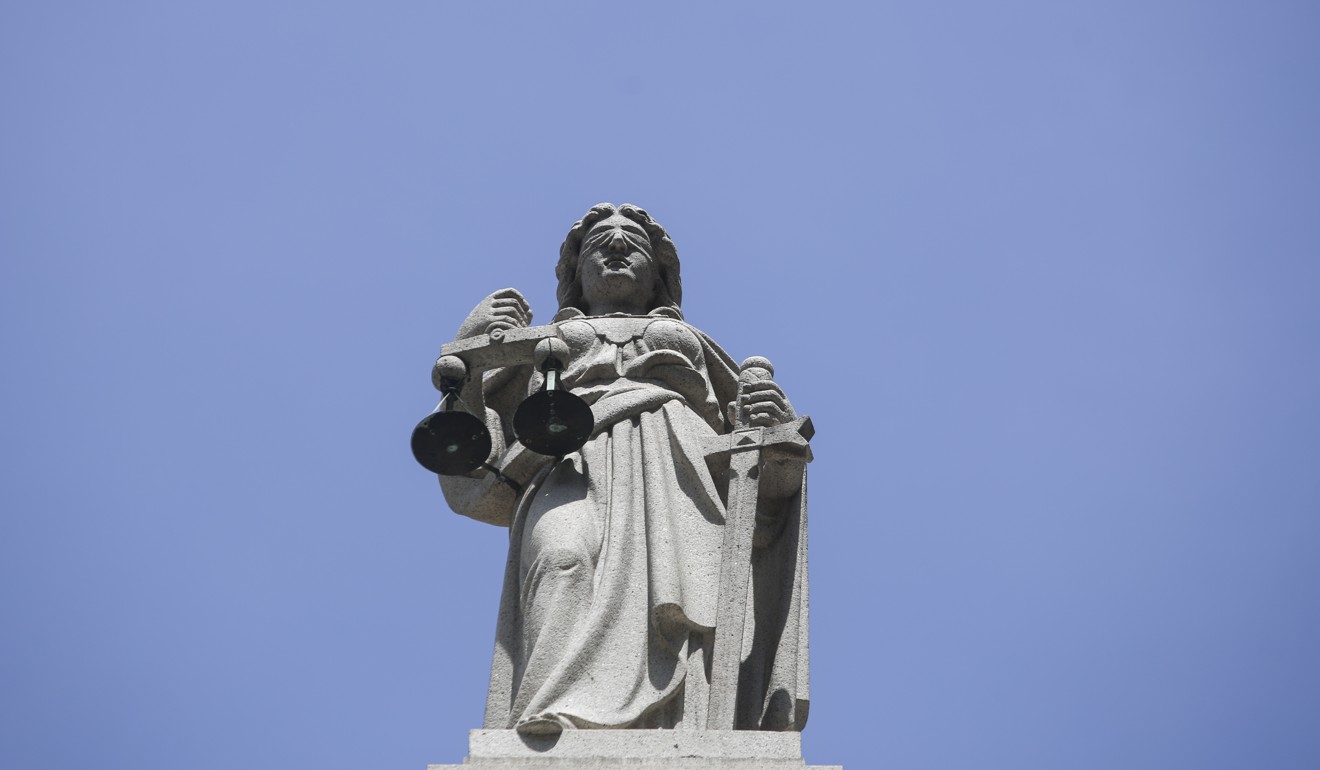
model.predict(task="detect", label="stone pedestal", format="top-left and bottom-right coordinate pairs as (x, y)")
top-left (428, 729), bottom-right (842, 769)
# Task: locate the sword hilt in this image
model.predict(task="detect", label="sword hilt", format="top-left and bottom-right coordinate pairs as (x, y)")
top-left (736, 356), bottom-right (776, 429)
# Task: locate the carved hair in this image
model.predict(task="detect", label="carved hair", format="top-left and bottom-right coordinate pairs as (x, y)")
top-left (556, 203), bottom-right (683, 318)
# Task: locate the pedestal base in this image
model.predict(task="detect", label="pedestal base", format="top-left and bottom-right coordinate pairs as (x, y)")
top-left (428, 729), bottom-right (842, 769)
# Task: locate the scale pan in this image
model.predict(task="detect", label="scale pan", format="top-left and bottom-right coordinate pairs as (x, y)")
top-left (513, 389), bottom-right (594, 457)
top-left (411, 410), bottom-right (492, 475)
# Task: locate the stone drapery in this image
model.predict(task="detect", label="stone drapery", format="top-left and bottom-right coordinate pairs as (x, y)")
top-left (440, 311), bottom-right (809, 732)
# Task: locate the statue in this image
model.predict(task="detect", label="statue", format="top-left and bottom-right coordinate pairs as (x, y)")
top-left (415, 203), bottom-right (814, 737)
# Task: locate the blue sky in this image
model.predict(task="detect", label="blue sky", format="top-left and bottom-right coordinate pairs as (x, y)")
top-left (2, 2), bottom-right (1318, 768)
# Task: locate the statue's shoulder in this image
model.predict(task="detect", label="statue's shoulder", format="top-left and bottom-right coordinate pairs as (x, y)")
top-left (663, 319), bottom-right (739, 398)
top-left (666, 320), bottom-right (735, 368)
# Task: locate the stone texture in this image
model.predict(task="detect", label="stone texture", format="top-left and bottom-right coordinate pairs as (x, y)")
top-left (426, 729), bottom-right (842, 769)
top-left (419, 204), bottom-right (823, 761)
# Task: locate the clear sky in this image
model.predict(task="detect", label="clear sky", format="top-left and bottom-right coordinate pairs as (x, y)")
top-left (2, 2), bottom-right (1318, 769)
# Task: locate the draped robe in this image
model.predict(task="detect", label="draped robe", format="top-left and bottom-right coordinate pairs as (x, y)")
top-left (439, 310), bottom-right (810, 732)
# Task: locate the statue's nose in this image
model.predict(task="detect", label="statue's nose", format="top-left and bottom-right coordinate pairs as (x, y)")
top-left (606, 230), bottom-right (629, 253)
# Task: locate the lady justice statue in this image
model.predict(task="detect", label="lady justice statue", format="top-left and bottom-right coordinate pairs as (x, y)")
top-left (415, 204), bottom-right (814, 736)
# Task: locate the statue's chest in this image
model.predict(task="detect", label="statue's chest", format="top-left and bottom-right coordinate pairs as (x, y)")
top-left (574, 317), bottom-right (651, 346)
top-left (558, 317), bottom-right (703, 372)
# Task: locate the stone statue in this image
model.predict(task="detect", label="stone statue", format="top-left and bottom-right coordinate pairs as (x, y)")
top-left (421, 203), bottom-right (814, 737)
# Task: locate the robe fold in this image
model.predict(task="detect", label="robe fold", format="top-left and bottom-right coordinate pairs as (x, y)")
top-left (439, 312), bottom-right (810, 732)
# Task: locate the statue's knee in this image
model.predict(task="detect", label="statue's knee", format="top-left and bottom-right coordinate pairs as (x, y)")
top-left (532, 546), bottom-right (592, 576)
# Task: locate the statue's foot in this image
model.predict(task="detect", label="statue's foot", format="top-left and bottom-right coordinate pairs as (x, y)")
top-left (515, 713), bottom-right (568, 735)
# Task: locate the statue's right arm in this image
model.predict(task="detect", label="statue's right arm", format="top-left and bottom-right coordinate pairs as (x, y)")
top-left (455, 287), bottom-right (532, 340)
top-left (449, 286), bottom-right (535, 441)
top-left (437, 288), bottom-right (536, 527)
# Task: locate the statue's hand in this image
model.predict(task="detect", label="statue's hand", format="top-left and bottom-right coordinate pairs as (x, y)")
top-left (456, 288), bottom-right (533, 340)
top-left (734, 379), bottom-right (796, 428)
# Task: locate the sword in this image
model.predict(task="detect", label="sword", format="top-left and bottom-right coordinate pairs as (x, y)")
top-left (704, 356), bottom-right (814, 730)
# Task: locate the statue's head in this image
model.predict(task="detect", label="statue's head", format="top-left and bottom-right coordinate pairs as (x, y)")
top-left (556, 203), bottom-right (682, 319)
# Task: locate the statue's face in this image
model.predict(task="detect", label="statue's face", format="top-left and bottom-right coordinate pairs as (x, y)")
top-left (578, 213), bottom-right (657, 314)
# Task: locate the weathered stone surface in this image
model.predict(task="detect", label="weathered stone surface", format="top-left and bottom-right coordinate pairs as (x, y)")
top-left (426, 729), bottom-right (842, 769)
top-left (417, 204), bottom-right (821, 760)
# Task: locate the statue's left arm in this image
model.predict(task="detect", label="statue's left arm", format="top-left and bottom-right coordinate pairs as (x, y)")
top-left (730, 376), bottom-right (806, 506)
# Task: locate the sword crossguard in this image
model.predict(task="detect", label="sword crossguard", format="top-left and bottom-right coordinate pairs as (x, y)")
top-left (703, 416), bottom-right (815, 463)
